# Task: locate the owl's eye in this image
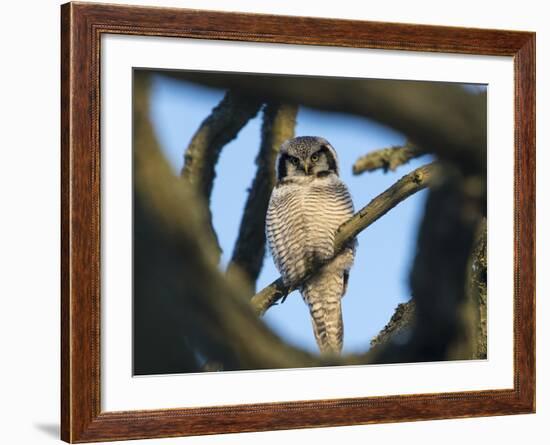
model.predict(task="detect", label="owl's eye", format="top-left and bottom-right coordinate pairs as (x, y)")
top-left (290, 157), bottom-right (300, 166)
top-left (310, 153), bottom-right (320, 163)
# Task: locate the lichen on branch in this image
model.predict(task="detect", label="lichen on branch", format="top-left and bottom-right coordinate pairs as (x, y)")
top-left (353, 142), bottom-right (424, 174)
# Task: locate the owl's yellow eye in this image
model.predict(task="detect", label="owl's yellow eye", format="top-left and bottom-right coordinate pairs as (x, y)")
top-left (311, 153), bottom-right (319, 162)
top-left (290, 157), bottom-right (300, 166)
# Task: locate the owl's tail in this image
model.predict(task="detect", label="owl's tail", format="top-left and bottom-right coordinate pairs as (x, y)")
top-left (301, 267), bottom-right (346, 355)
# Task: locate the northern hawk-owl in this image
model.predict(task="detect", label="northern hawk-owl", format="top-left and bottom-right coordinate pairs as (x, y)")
top-left (265, 136), bottom-right (355, 354)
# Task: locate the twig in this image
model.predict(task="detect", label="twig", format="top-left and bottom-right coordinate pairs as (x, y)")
top-left (353, 142), bottom-right (424, 174)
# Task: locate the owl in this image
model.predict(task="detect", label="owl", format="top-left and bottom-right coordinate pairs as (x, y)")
top-left (266, 136), bottom-right (355, 354)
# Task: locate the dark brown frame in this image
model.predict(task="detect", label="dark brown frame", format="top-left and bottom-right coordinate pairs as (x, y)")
top-left (61, 1), bottom-right (536, 442)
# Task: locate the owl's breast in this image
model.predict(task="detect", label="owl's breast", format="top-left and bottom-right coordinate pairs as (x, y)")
top-left (302, 178), bottom-right (354, 262)
top-left (266, 176), bottom-right (354, 286)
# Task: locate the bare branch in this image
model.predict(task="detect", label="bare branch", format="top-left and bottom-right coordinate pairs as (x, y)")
top-left (251, 162), bottom-right (439, 315)
top-left (180, 89), bottom-right (262, 259)
top-left (135, 72), bottom-right (323, 370)
top-left (466, 217), bottom-right (487, 359)
top-left (371, 168), bottom-right (484, 363)
top-left (353, 141), bottom-right (424, 175)
top-left (369, 301), bottom-right (416, 349)
top-left (165, 72), bottom-right (486, 173)
top-left (181, 90), bottom-right (262, 197)
top-left (134, 71), bottom-right (487, 370)
top-left (134, 73), bottom-right (433, 368)
top-left (226, 103), bottom-right (298, 292)
top-left (368, 217), bottom-right (487, 358)
top-left (410, 176), bottom-right (480, 360)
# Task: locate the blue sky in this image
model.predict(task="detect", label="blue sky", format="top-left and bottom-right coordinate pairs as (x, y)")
top-left (148, 73), bottom-right (433, 354)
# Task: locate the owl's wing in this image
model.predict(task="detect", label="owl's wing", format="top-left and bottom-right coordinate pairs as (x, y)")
top-left (265, 184), bottom-right (309, 286)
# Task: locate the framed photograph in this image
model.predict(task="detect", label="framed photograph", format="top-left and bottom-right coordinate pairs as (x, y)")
top-left (61, 2), bottom-right (535, 442)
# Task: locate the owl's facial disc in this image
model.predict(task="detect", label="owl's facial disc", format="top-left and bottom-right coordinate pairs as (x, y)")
top-left (276, 137), bottom-right (340, 181)
top-left (308, 145), bottom-right (338, 177)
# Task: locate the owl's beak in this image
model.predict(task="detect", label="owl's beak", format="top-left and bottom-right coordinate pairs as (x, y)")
top-left (303, 162), bottom-right (310, 175)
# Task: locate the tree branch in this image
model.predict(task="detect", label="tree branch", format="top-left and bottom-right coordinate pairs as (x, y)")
top-left (180, 90), bottom-right (263, 259)
top-left (135, 71), bottom-right (487, 369)
top-left (368, 217), bottom-right (487, 358)
top-left (369, 301), bottom-right (416, 349)
top-left (165, 72), bottom-right (486, 173)
top-left (353, 141), bottom-right (424, 174)
top-left (466, 217), bottom-right (487, 359)
top-left (134, 75), bottom-right (439, 368)
top-left (226, 103), bottom-right (298, 292)
top-left (134, 72), bottom-right (321, 370)
top-left (251, 162), bottom-right (439, 315)
top-left (181, 90), bottom-right (262, 197)
top-left (370, 167), bottom-right (484, 364)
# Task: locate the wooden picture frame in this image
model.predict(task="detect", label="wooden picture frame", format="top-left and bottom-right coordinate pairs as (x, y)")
top-left (61, 1), bottom-right (535, 442)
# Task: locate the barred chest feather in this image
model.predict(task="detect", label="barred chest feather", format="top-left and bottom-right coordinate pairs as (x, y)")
top-left (265, 174), bottom-right (354, 286)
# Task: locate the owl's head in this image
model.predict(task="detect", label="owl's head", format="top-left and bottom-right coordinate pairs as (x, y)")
top-left (276, 136), bottom-right (340, 181)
